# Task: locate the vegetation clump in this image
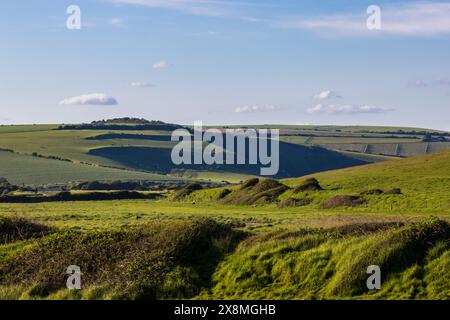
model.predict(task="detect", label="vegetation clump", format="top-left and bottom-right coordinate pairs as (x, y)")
top-left (0, 219), bottom-right (246, 299)
top-left (0, 217), bottom-right (52, 244)
top-left (323, 195), bottom-right (367, 209)
top-left (294, 177), bottom-right (323, 192)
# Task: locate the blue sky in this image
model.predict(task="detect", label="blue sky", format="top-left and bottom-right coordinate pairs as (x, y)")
top-left (1, 0), bottom-right (450, 130)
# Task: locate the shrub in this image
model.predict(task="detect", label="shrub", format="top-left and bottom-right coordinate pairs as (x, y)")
top-left (0, 217), bottom-right (52, 244)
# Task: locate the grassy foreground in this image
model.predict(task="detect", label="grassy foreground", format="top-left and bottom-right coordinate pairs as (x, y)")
top-left (0, 217), bottom-right (448, 300)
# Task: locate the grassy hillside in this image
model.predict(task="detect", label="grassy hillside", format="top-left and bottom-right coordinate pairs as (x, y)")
top-left (284, 149), bottom-right (450, 189)
top-left (186, 151), bottom-right (450, 215)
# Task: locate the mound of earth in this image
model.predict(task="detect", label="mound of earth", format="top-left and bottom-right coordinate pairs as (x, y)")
top-left (221, 179), bottom-right (289, 205)
top-left (294, 178), bottom-right (323, 192)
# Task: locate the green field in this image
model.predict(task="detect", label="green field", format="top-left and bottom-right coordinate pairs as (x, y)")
top-left (0, 151), bottom-right (178, 185)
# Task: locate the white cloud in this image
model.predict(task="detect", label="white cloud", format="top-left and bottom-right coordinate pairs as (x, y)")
top-left (109, 17), bottom-right (124, 27)
top-left (278, 2), bottom-right (450, 36)
top-left (307, 104), bottom-right (394, 115)
top-left (152, 60), bottom-right (169, 69)
top-left (130, 82), bottom-right (154, 88)
top-left (314, 90), bottom-right (341, 100)
top-left (59, 93), bottom-right (118, 106)
top-left (235, 105), bottom-right (280, 113)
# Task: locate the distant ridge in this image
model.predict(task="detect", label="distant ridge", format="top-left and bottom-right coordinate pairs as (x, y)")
top-left (91, 117), bottom-right (165, 125)
top-left (55, 118), bottom-right (184, 131)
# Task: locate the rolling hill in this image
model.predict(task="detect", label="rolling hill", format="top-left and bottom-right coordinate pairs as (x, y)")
top-left (1, 121), bottom-right (449, 185)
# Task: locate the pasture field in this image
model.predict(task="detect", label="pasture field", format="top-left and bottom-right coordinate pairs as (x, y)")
top-left (0, 151), bottom-right (179, 185)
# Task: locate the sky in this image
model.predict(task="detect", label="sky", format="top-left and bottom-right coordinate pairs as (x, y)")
top-left (1, 0), bottom-right (450, 130)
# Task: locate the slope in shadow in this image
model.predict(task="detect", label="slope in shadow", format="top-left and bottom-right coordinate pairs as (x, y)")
top-left (88, 141), bottom-right (367, 178)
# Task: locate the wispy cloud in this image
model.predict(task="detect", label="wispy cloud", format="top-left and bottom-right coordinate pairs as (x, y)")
top-left (107, 1), bottom-right (450, 37)
top-left (109, 0), bottom-right (235, 17)
top-left (307, 104), bottom-right (394, 115)
top-left (152, 60), bottom-right (169, 69)
top-left (235, 105), bottom-right (280, 113)
top-left (109, 0), bottom-right (276, 20)
top-left (408, 79), bottom-right (450, 88)
top-left (130, 82), bottom-right (154, 88)
top-left (60, 93), bottom-right (118, 106)
top-left (278, 2), bottom-right (450, 36)
top-left (314, 90), bottom-right (341, 100)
